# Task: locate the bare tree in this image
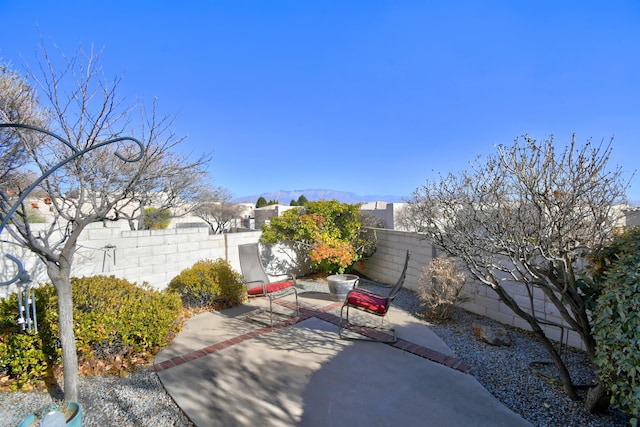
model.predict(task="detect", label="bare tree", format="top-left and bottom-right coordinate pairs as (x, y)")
top-left (193, 186), bottom-right (243, 234)
top-left (405, 134), bottom-right (629, 402)
top-left (0, 43), bottom-right (210, 401)
top-left (0, 63), bottom-right (48, 183)
top-left (112, 99), bottom-right (210, 230)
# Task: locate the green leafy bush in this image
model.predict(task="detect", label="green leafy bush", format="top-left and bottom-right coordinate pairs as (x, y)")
top-left (590, 226), bottom-right (640, 423)
top-left (0, 276), bottom-right (183, 390)
top-left (260, 199), bottom-right (376, 274)
top-left (143, 207), bottom-right (171, 229)
top-left (168, 259), bottom-right (245, 309)
top-left (71, 276), bottom-right (183, 364)
top-left (0, 287), bottom-right (58, 391)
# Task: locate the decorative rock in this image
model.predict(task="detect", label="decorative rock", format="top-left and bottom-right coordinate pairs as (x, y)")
top-left (586, 381), bottom-right (610, 413)
top-left (472, 322), bottom-right (512, 346)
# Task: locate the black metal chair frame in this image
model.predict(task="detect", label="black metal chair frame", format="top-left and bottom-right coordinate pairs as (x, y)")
top-left (338, 250), bottom-right (411, 343)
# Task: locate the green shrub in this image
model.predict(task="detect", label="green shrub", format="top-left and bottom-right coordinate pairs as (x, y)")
top-left (71, 276), bottom-right (183, 363)
top-left (590, 226), bottom-right (640, 423)
top-left (260, 199), bottom-right (376, 274)
top-left (143, 207), bottom-right (171, 229)
top-left (168, 259), bottom-right (245, 309)
top-left (0, 276), bottom-right (183, 390)
top-left (26, 206), bottom-right (46, 223)
top-left (0, 287), bottom-right (58, 391)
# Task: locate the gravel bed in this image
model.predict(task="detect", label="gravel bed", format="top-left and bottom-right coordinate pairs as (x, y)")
top-left (0, 282), bottom-right (630, 427)
top-left (390, 288), bottom-right (630, 427)
top-left (0, 368), bottom-right (193, 427)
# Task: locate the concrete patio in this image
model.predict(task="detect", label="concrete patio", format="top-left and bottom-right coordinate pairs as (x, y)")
top-left (154, 282), bottom-right (532, 426)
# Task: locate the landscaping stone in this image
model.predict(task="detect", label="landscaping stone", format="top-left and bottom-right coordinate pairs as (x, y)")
top-left (472, 323), bottom-right (512, 346)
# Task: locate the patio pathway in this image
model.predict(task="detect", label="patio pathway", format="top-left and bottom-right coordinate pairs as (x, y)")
top-left (154, 284), bottom-right (533, 426)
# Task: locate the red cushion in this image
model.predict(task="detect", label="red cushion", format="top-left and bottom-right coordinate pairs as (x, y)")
top-left (247, 280), bottom-right (294, 296)
top-left (347, 290), bottom-right (388, 314)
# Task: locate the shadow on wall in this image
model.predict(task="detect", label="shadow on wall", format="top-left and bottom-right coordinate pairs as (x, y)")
top-left (260, 242), bottom-right (313, 280)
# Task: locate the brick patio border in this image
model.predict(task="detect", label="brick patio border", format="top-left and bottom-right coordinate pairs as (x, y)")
top-left (154, 299), bottom-right (470, 374)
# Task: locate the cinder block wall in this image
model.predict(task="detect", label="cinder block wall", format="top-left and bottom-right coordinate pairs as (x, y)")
top-left (0, 222), bottom-right (263, 295)
top-left (0, 223), bottom-right (585, 349)
top-left (353, 228), bottom-right (435, 290)
top-left (359, 228), bottom-right (585, 349)
top-left (75, 224), bottom-right (263, 289)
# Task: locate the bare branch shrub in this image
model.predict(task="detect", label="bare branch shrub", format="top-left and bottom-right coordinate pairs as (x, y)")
top-left (406, 134), bottom-right (629, 402)
top-left (417, 256), bottom-right (467, 321)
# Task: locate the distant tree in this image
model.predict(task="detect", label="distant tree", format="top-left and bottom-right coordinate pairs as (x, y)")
top-left (289, 199), bottom-right (298, 206)
top-left (297, 195), bottom-right (309, 206)
top-left (405, 134), bottom-right (628, 402)
top-left (255, 196), bottom-right (268, 208)
top-left (0, 43), bottom-right (210, 402)
top-left (361, 211), bottom-right (385, 228)
top-left (256, 197), bottom-right (279, 206)
top-left (193, 186), bottom-right (243, 234)
top-left (143, 207), bottom-right (171, 229)
top-left (0, 63), bottom-right (48, 183)
top-left (111, 99), bottom-right (209, 231)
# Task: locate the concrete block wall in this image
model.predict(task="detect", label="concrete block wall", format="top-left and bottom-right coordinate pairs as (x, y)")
top-left (0, 222), bottom-right (586, 349)
top-left (75, 225), bottom-right (264, 290)
top-left (0, 221), bottom-right (263, 296)
top-left (357, 228), bottom-right (586, 349)
top-left (354, 228), bottom-right (435, 291)
top-left (460, 279), bottom-right (585, 349)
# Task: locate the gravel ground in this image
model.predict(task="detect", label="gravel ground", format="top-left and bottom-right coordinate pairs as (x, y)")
top-left (390, 288), bottom-right (630, 427)
top-left (1, 282), bottom-right (630, 427)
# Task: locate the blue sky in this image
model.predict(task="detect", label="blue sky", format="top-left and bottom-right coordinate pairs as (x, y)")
top-left (2, 1), bottom-right (639, 202)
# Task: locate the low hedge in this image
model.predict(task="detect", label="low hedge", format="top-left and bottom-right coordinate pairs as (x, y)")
top-left (168, 259), bottom-right (245, 309)
top-left (0, 275), bottom-right (183, 390)
top-left (590, 226), bottom-right (640, 423)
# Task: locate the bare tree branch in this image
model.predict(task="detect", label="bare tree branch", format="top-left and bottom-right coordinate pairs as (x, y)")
top-left (406, 134), bottom-right (629, 401)
top-left (0, 42), bottom-right (211, 401)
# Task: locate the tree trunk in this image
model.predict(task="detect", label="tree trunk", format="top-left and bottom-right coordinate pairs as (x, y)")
top-left (530, 325), bottom-right (579, 400)
top-left (491, 283), bottom-right (579, 400)
top-left (47, 262), bottom-right (79, 402)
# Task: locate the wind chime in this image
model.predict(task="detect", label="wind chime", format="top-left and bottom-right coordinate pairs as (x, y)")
top-left (16, 277), bottom-right (38, 334)
top-left (4, 255), bottom-right (38, 334)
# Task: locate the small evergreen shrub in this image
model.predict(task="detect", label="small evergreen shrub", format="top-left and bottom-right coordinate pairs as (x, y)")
top-left (0, 287), bottom-right (58, 391)
top-left (417, 257), bottom-right (467, 321)
top-left (26, 206), bottom-right (46, 223)
top-left (71, 275), bottom-right (183, 372)
top-left (143, 207), bottom-right (171, 229)
top-left (168, 259), bottom-right (245, 309)
top-left (589, 226), bottom-right (640, 424)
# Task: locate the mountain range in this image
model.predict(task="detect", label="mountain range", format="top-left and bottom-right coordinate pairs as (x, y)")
top-left (233, 189), bottom-right (407, 204)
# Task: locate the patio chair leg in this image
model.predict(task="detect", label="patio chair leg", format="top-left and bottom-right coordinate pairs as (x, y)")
top-left (268, 296), bottom-right (274, 326)
top-left (338, 304), bottom-right (397, 343)
top-left (338, 304), bottom-right (348, 339)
